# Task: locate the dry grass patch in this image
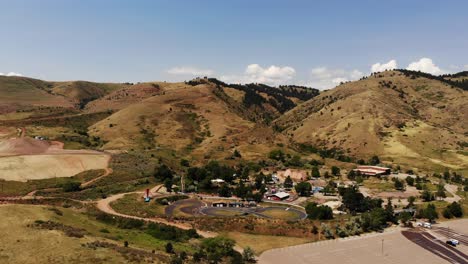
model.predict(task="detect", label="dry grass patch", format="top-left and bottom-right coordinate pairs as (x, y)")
top-left (226, 232), bottom-right (312, 254)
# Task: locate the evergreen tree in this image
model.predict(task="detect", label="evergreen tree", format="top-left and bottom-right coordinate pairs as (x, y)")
top-left (311, 166), bottom-right (321, 178)
top-left (284, 176), bottom-right (293, 189)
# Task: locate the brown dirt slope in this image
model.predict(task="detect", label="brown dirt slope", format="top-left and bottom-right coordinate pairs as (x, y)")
top-left (89, 81), bottom-right (287, 161)
top-left (275, 70), bottom-right (468, 170)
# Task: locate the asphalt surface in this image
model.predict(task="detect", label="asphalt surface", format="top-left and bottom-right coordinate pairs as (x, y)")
top-left (200, 206), bottom-right (307, 220)
top-left (402, 230), bottom-right (468, 264)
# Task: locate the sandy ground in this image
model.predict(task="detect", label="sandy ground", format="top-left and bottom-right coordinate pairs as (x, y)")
top-left (259, 228), bottom-right (461, 264)
top-left (0, 137), bottom-right (110, 181)
top-left (0, 154), bottom-right (110, 181)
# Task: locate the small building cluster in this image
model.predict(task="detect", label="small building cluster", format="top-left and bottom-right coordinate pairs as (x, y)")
top-left (353, 166), bottom-right (390, 176)
top-left (265, 191), bottom-right (290, 201)
top-left (211, 200), bottom-right (257, 207)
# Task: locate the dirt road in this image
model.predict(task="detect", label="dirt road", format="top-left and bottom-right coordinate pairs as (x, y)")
top-left (95, 188), bottom-right (217, 238)
top-left (80, 167), bottom-right (113, 188)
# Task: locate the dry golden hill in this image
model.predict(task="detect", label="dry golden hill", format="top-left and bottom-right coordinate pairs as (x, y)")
top-left (50, 80), bottom-right (126, 108)
top-left (275, 70), bottom-right (468, 171)
top-left (84, 82), bottom-right (164, 113)
top-left (0, 76), bottom-right (73, 113)
top-left (0, 76), bottom-right (128, 114)
top-left (88, 81), bottom-right (291, 161)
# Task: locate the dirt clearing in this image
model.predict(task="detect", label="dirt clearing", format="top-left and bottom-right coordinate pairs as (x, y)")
top-left (0, 154), bottom-right (110, 181)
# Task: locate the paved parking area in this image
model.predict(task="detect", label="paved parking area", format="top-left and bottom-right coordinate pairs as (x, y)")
top-left (259, 228), bottom-right (466, 264)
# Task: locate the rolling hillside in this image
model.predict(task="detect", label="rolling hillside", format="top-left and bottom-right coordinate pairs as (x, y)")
top-left (275, 70), bottom-right (468, 170)
top-left (0, 76), bottom-right (73, 113)
top-left (1, 72), bottom-right (467, 171)
top-left (88, 80), bottom-right (294, 161)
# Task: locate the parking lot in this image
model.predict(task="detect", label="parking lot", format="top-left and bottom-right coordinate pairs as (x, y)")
top-left (259, 225), bottom-right (468, 264)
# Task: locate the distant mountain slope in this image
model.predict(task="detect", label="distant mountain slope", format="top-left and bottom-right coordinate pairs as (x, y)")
top-left (0, 76), bottom-right (127, 113)
top-left (0, 76), bottom-right (73, 113)
top-left (188, 78), bottom-right (319, 123)
top-left (88, 81), bottom-right (289, 160)
top-left (51, 81), bottom-right (126, 108)
top-left (84, 82), bottom-right (163, 113)
top-left (275, 70), bottom-right (468, 170)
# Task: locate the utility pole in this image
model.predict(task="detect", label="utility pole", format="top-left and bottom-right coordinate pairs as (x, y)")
top-left (381, 239), bottom-right (384, 256)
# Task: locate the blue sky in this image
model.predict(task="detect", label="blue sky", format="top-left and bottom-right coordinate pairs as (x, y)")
top-left (1, 0), bottom-right (467, 89)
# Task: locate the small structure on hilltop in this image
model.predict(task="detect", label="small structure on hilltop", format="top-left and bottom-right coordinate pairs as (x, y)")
top-left (354, 166), bottom-right (391, 176)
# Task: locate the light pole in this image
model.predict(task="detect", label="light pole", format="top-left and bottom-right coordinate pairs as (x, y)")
top-left (381, 239), bottom-right (384, 256)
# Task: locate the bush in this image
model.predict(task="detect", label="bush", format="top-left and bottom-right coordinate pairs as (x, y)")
top-left (165, 242), bottom-right (174, 254)
top-left (331, 166), bottom-right (340, 176)
top-left (62, 181), bottom-right (81, 192)
top-left (295, 182), bottom-right (312, 196)
top-left (405, 176), bottom-right (414, 186)
top-left (444, 202), bottom-right (463, 218)
top-left (306, 202), bottom-right (333, 220)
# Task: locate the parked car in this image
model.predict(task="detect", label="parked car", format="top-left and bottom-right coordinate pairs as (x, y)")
top-left (423, 222), bottom-right (432, 229)
top-left (446, 239), bottom-right (459, 247)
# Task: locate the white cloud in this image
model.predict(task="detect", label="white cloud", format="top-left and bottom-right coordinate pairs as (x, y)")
top-left (464, 65), bottom-right (468, 70)
top-left (0, 72), bottom-right (23, 77)
top-left (220, 64), bottom-right (296, 86)
top-left (308, 67), bottom-right (364, 89)
top-left (166, 66), bottom-right (213, 76)
top-left (406, 58), bottom-right (445, 75)
top-left (371, 59), bottom-right (397, 73)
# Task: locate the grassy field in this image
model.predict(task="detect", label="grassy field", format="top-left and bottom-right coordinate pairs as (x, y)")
top-left (363, 178), bottom-right (395, 191)
top-left (0, 204), bottom-right (130, 263)
top-left (225, 231), bottom-right (312, 254)
top-left (0, 169), bottom-right (106, 196)
top-left (260, 208), bottom-right (303, 220)
top-left (0, 203), bottom-right (196, 262)
top-left (111, 193), bottom-right (166, 218)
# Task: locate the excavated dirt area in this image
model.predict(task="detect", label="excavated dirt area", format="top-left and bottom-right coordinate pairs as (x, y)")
top-left (0, 137), bottom-right (110, 181)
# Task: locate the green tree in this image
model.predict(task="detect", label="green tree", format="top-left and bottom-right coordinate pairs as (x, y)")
top-left (361, 208), bottom-right (387, 231)
top-left (399, 212), bottom-right (413, 226)
top-left (311, 166), bottom-right (321, 178)
top-left (394, 179), bottom-right (404, 190)
top-left (284, 176), bottom-right (293, 189)
top-left (164, 178), bottom-right (173, 193)
top-left (405, 176), bottom-right (415, 186)
top-left (331, 166), bottom-right (341, 176)
top-left (435, 183), bottom-right (446, 200)
top-left (306, 202), bottom-right (333, 220)
top-left (180, 159), bottom-right (190, 167)
top-left (218, 184), bottom-right (232, 197)
top-left (165, 242), bottom-right (174, 254)
top-left (254, 174), bottom-right (264, 190)
top-left (424, 203), bottom-right (438, 223)
top-left (233, 149), bottom-right (242, 158)
top-left (201, 236), bottom-right (236, 263)
top-left (421, 189), bottom-right (434, 202)
top-left (369, 155), bottom-right (380, 165)
top-left (242, 247), bottom-right (256, 263)
top-left (154, 164), bottom-right (173, 181)
top-left (347, 169), bottom-right (356, 180)
top-left (295, 182), bottom-right (312, 197)
top-left (448, 202), bottom-right (463, 218)
top-left (384, 198), bottom-right (396, 223)
top-left (407, 196), bottom-right (416, 208)
top-left (62, 181), bottom-right (81, 192)
top-left (268, 149), bottom-right (285, 162)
